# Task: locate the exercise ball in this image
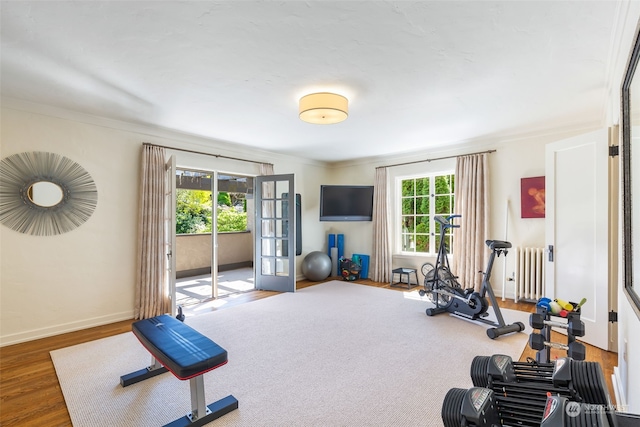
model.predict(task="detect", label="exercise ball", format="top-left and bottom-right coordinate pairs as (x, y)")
top-left (302, 251), bottom-right (332, 281)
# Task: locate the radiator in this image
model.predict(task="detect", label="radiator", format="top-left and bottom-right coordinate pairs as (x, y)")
top-left (514, 247), bottom-right (545, 302)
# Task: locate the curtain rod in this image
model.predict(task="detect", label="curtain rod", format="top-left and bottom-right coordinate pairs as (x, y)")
top-left (377, 149), bottom-right (496, 169)
top-left (143, 142), bottom-right (273, 167)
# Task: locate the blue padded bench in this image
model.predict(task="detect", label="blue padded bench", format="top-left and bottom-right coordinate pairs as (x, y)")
top-left (120, 314), bottom-right (238, 427)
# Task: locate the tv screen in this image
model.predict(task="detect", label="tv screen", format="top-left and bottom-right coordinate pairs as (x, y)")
top-left (320, 185), bottom-right (374, 221)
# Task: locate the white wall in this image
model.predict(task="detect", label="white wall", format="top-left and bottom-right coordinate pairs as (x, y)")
top-left (0, 103), bottom-right (560, 344)
top-left (0, 105), bottom-right (328, 345)
top-left (2, 73), bottom-right (640, 415)
top-left (1, 108), bottom-right (141, 344)
top-left (328, 132), bottom-right (582, 296)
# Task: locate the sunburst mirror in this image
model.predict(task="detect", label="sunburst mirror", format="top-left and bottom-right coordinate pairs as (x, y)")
top-left (0, 151), bottom-right (98, 236)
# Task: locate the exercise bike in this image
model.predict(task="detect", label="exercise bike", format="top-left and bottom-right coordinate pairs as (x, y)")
top-left (418, 215), bottom-right (525, 339)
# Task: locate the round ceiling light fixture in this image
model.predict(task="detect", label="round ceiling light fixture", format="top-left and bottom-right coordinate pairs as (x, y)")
top-left (299, 92), bottom-right (348, 124)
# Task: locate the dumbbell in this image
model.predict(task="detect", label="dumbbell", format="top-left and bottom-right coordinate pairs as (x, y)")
top-left (529, 333), bottom-right (586, 360)
top-left (530, 313), bottom-right (585, 337)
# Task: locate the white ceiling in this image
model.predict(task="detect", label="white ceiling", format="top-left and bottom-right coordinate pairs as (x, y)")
top-left (0, 1), bottom-right (628, 162)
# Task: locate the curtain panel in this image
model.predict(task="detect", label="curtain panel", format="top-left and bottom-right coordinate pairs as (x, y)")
top-left (452, 153), bottom-right (489, 291)
top-left (134, 145), bottom-right (171, 319)
top-left (372, 167), bottom-right (391, 283)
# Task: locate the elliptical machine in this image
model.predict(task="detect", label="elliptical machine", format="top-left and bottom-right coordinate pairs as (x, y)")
top-left (419, 215), bottom-right (525, 339)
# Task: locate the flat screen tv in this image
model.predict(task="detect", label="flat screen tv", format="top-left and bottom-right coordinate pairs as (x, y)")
top-left (320, 185), bottom-right (374, 221)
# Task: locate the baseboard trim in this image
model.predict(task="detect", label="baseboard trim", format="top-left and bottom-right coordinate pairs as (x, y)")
top-left (0, 310), bottom-right (134, 347)
top-left (613, 366), bottom-right (629, 412)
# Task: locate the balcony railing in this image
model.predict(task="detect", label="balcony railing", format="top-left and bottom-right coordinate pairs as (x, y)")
top-left (176, 231), bottom-right (253, 278)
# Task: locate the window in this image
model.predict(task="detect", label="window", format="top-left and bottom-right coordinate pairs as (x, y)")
top-left (399, 173), bottom-right (455, 254)
top-left (175, 169), bottom-right (250, 234)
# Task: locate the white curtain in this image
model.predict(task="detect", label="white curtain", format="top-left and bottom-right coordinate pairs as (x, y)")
top-left (134, 145), bottom-right (170, 319)
top-left (452, 153), bottom-right (489, 291)
top-left (260, 163), bottom-right (274, 175)
top-left (371, 167), bottom-right (391, 283)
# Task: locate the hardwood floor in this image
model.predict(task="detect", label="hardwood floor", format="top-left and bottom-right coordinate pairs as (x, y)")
top-left (0, 278), bottom-right (618, 426)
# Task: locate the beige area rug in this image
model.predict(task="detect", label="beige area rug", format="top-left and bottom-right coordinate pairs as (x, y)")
top-left (51, 281), bottom-right (531, 426)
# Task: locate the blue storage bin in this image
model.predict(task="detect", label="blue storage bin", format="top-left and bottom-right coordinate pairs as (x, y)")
top-left (352, 254), bottom-right (370, 279)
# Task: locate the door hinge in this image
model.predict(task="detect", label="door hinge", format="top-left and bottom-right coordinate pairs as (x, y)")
top-left (609, 145), bottom-right (619, 157)
top-left (609, 310), bottom-right (618, 323)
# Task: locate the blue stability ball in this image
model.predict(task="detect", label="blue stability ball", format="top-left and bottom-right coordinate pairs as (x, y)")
top-left (302, 251), bottom-right (332, 281)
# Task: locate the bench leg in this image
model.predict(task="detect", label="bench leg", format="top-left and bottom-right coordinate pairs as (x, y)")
top-left (162, 374), bottom-right (238, 427)
top-left (189, 375), bottom-right (209, 422)
top-left (120, 356), bottom-right (168, 387)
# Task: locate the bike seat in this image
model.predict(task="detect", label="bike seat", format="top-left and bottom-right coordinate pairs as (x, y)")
top-left (485, 240), bottom-right (512, 250)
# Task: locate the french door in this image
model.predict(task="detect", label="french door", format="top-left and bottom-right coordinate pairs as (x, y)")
top-left (165, 155), bottom-right (177, 316)
top-left (254, 174), bottom-right (296, 292)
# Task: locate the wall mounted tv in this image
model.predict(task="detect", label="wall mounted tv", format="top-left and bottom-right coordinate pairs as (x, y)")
top-left (320, 185), bottom-right (374, 221)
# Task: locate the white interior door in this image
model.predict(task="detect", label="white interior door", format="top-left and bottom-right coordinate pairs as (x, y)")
top-left (254, 174), bottom-right (295, 292)
top-left (165, 155), bottom-right (177, 316)
top-left (545, 129), bottom-right (609, 349)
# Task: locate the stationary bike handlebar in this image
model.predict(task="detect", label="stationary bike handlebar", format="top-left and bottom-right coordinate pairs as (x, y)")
top-left (434, 214), bottom-right (461, 229)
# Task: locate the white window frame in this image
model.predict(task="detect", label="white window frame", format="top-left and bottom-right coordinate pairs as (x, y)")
top-left (395, 170), bottom-right (455, 255)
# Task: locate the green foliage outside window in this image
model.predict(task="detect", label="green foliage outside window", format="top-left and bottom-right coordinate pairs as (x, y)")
top-left (176, 190), bottom-right (212, 234)
top-left (400, 173), bottom-right (455, 254)
top-left (217, 208), bottom-right (247, 232)
top-left (218, 192), bottom-right (232, 206)
top-left (176, 189), bottom-right (247, 234)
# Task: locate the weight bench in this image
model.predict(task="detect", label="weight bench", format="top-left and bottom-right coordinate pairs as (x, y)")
top-left (120, 314), bottom-right (238, 427)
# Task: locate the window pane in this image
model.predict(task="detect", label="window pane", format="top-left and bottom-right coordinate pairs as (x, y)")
top-left (416, 216), bottom-right (429, 234)
top-left (276, 258), bottom-right (289, 276)
top-left (435, 195), bottom-right (451, 214)
top-left (275, 181), bottom-right (288, 198)
top-left (435, 175), bottom-right (453, 194)
top-left (401, 179), bottom-right (414, 197)
top-left (262, 200), bottom-right (274, 218)
top-left (261, 219), bottom-right (274, 237)
top-left (261, 258), bottom-right (274, 275)
top-left (277, 219), bottom-right (288, 237)
top-left (416, 177), bottom-right (430, 196)
top-left (416, 196), bottom-right (429, 214)
top-left (402, 197), bottom-right (414, 215)
top-left (262, 239), bottom-right (274, 256)
top-left (262, 181), bottom-right (274, 199)
top-left (402, 216), bottom-right (415, 233)
top-left (416, 234), bottom-right (429, 252)
top-left (402, 233), bottom-right (414, 252)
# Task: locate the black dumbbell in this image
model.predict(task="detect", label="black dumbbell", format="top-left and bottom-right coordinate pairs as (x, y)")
top-left (528, 333), bottom-right (586, 360)
top-left (529, 313), bottom-right (585, 337)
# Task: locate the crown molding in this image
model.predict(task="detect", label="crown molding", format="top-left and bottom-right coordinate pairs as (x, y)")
top-left (1, 97), bottom-right (328, 168)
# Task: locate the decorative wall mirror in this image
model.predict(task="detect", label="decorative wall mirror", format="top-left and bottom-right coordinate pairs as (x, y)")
top-left (0, 151), bottom-right (98, 236)
top-left (622, 24), bottom-right (640, 316)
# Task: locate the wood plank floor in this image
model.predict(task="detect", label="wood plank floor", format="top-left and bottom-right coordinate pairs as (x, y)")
top-left (0, 278), bottom-right (618, 426)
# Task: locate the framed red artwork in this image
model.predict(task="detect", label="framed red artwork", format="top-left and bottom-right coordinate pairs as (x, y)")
top-left (521, 176), bottom-right (545, 218)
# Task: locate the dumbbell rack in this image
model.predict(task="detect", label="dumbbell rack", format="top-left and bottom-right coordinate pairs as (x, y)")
top-left (531, 303), bottom-right (583, 363)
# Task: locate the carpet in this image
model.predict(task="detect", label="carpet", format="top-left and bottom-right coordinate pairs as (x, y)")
top-left (51, 281), bottom-right (531, 426)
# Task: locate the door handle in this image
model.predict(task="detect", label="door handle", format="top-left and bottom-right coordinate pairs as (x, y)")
top-left (548, 245), bottom-right (554, 262)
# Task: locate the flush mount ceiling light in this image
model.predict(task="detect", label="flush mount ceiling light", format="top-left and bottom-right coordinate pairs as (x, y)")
top-left (299, 92), bottom-right (348, 124)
